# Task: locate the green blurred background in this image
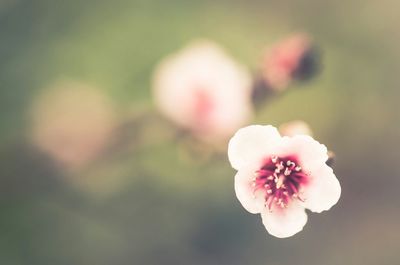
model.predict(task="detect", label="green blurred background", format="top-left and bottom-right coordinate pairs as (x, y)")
top-left (1, 0), bottom-right (400, 264)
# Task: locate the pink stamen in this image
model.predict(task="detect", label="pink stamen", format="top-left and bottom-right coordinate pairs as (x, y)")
top-left (252, 156), bottom-right (308, 211)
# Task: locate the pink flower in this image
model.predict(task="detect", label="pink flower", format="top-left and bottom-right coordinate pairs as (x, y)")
top-left (153, 40), bottom-right (253, 142)
top-left (228, 125), bottom-right (341, 238)
top-left (261, 33), bottom-right (316, 91)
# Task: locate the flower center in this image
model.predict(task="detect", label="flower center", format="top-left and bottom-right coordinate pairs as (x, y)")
top-left (252, 156), bottom-right (308, 211)
top-left (192, 89), bottom-right (214, 126)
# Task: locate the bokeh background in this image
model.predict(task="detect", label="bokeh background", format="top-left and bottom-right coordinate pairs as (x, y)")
top-left (1, 0), bottom-right (400, 264)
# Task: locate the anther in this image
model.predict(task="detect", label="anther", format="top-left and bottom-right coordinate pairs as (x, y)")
top-left (276, 175), bottom-right (284, 189)
top-left (275, 162), bottom-right (284, 172)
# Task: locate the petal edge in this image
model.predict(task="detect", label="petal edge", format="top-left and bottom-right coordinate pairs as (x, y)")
top-left (303, 165), bottom-right (341, 213)
top-left (228, 125), bottom-right (281, 170)
top-left (261, 203), bottom-right (308, 238)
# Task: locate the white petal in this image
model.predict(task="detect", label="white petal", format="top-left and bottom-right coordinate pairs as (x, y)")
top-left (261, 203), bottom-right (308, 238)
top-left (234, 166), bottom-right (266, 214)
top-left (228, 125), bottom-right (281, 170)
top-left (303, 165), bottom-right (341, 213)
top-left (274, 135), bottom-right (328, 172)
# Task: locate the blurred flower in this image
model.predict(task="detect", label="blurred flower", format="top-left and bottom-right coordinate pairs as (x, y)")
top-left (279, 120), bottom-right (313, 137)
top-left (153, 40), bottom-right (253, 142)
top-left (261, 33), bottom-right (319, 91)
top-left (31, 81), bottom-right (117, 170)
top-left (228, 125), bottom-right (341, 238)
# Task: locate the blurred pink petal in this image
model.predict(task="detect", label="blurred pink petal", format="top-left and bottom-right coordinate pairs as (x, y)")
top-left (279, 120), bottom-right (313, 137)
top-left (261, 33), bottom-right (313, 91)
top-left (31, 81), bottom-right (117, 170)
top-left (153, 40), bottom-right (253, 142)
